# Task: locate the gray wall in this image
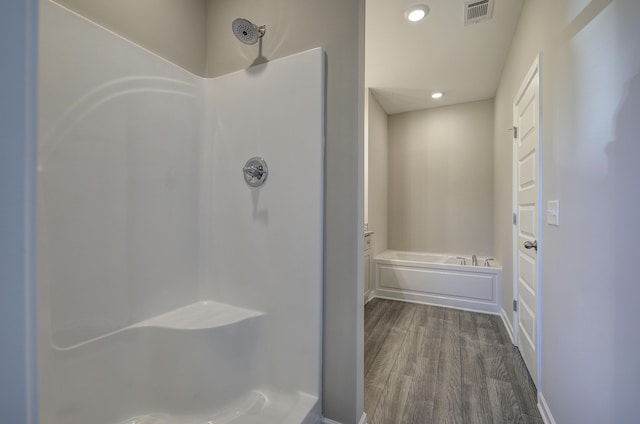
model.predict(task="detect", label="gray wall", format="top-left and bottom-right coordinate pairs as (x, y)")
top-left (494, 0), bottom-right (640, 421)
top-left (388, 100), bottom-right (494, 255)
top-left (367, 91), bottom-right (389, 256)
top-left (0, 0), bottom-right (38, 422)
top-left (55, 0), bottom-right (208, 75)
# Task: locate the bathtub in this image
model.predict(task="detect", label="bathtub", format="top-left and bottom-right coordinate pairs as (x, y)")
top-left (373, 250), bottom-right (502, 314)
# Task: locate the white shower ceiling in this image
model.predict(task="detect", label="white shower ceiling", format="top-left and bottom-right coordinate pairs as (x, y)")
top-left (366, 0), bottom-right (525, 114)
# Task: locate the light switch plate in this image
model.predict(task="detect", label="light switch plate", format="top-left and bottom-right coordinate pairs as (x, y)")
top-left (546, 200), bottom-right (560, 226)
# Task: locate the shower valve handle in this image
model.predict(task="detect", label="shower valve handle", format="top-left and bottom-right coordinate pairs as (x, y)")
top-left (243, 165), bottom-right (265, 179)
top-left (243, 157), bottom-right (269, 187)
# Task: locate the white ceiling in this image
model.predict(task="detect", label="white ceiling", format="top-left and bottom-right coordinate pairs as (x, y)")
top-left (366, 0), bottom-right (525, 115)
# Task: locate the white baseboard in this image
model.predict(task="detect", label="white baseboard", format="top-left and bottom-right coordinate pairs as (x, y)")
top-left (322, 412), bottom-right (367, 424)
top-left (538, 393), bottom-right (556, 424)
top-left (500, 307), bottom-right (514, 344)
top-left (364, 290), bottom-right (375, 304)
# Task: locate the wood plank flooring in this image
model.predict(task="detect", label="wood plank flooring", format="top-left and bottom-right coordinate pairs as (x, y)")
top-left (365, 298), bottom-right (542, 424)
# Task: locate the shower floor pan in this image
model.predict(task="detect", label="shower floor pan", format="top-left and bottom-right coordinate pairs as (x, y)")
top-left (117, 389), bottom-right (319, 424)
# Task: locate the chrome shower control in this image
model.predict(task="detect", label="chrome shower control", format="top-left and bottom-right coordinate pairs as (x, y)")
top-left (243, 157), bottom-right (268, 187)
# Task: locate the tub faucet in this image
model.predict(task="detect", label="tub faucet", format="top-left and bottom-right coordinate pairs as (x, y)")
top-left (472, 255), bottom-right (478, 266)
top-left (456, 256), bottom-right (466, 265)
top-left (484, 258), bottom-right (495, 267)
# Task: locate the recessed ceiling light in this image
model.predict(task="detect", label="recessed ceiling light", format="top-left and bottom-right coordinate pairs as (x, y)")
top-left (405, 5), bottom-right (429, 22)
top-left (431, 91), bottom-right (444, 99)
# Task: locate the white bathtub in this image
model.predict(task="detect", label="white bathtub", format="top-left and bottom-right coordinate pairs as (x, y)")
top-left (373, 250), bottom-right (502, 313)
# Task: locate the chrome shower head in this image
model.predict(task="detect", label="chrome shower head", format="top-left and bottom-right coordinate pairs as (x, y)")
top-left (232, 18), bottom-right (266, 45)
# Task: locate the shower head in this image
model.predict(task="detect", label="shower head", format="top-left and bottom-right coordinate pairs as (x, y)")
top-left (232, 18), bottom-right (266, 45)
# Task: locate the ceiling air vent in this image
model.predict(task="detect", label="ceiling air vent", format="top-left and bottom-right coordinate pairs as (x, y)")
top-left (464, 0), bottom-right (494, 26)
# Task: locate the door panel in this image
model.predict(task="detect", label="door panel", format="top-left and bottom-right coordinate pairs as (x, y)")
top-left (518, 206), bottom-right (536, 238)
top-left (518, 253), bottom-right (536, 293)
top-left (519, 152), bottom-right (536, 189)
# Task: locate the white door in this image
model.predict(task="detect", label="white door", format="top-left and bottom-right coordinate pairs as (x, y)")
top-left (513, 55), bottom-right (541, 388)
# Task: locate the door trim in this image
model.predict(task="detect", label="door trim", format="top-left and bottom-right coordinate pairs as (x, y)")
top-left (512, 53), bottom-right (542, 392)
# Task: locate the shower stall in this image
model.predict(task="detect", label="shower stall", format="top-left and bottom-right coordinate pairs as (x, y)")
top-left (38, 2), bottom-right (324, 423)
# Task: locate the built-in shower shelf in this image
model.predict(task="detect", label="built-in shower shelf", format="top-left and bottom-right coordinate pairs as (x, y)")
top-left (54, 301), bottom-right (264, 351)
top-left (133, 300), bottom-right (264, 330)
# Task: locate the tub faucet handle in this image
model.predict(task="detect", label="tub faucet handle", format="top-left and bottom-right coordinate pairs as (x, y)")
top-left (456, 256), bottom-right (466, 265)
top-left (484, 258), bottom-right (495, 267)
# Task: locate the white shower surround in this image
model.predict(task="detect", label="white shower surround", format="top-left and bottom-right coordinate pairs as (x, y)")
top-left (374, 250), bottom-right (502, 314)
top-left (38, 2), bottom-right (324, 423)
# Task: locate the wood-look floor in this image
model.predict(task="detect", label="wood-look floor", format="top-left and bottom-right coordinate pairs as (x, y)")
top-left (365, 298), bottom-right (543, 424)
